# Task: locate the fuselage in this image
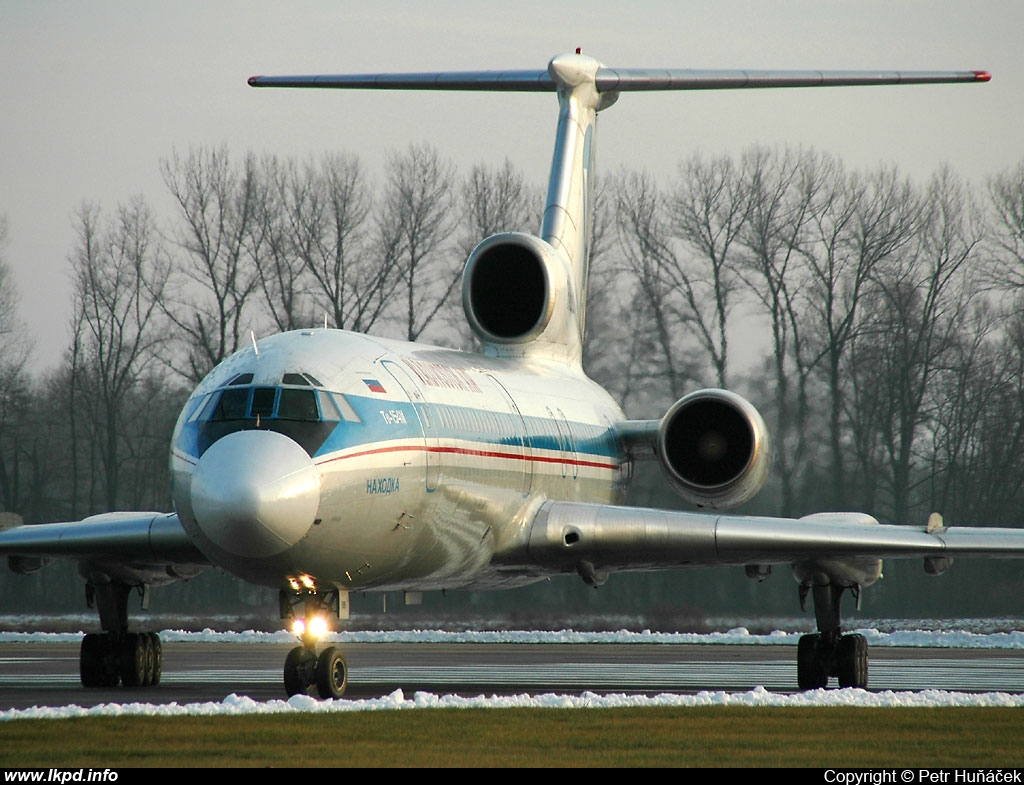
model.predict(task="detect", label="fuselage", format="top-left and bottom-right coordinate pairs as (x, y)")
top-left (170, 328), bottom-right (631, 594)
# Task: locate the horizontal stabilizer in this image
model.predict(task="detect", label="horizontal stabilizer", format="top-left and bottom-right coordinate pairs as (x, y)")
top-left (248, 70), bottom-right (557, 91)
top-left (249, 65), bottom-right (989, 94)
top-left (593, 68), bottom-right (990, 92)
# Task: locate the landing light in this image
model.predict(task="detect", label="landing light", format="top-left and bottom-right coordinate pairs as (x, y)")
top-left (291, 615), bottom-right (330, 640)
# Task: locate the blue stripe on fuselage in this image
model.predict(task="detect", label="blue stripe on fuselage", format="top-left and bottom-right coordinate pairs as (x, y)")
top-left (173, 392), bottom-right (620, 464)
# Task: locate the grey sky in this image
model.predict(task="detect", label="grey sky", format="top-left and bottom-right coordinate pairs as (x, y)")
top-left (2, 1), bottom-right (1021, 371)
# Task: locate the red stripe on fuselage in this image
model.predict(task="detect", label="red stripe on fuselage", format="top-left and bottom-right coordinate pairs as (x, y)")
top-left (315, 442), bottom-right (619, 472)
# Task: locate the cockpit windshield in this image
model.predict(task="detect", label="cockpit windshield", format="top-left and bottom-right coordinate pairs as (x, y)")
top-left (194, 377), bottom-right (353, 457)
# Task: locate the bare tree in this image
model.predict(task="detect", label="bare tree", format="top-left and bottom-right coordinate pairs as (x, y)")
top-left (0, 216), bottom-right (33, 516)
top-left (926, 301), bottom-right (1001, 522)
top-left (295, 154), bottom-right (391, 332)
top-left (666, 153), bottom-right (750, 388)
top-left (248, 155), bottom-right (313, 332)
top-left (459, 159), bottom-right (540, 256)
top-left (801, 163), bottom-right (922, 507)
top-left (860, 166), bottom-right (985, 521)
top-left (67, 199), bottom-right (170, 510)
top-left (161, 146), bottom-right (260, 382)
top-left (611, 169), bottom-right (698, 408)
top-left (986, 159), bottom-right (1024, 296)
top-left (377, 144), bottom-right (460, 343)
top-left (736, 146), bottom-right (822, 516)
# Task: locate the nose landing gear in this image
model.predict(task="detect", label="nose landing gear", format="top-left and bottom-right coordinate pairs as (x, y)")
top-left (280, 587), bottom-right (348, 699)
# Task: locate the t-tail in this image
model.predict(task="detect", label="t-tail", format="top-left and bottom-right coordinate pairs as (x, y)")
top-left (249, 52), bottom-right (989, 368)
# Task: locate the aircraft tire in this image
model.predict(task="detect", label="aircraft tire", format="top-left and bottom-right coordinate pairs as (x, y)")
top-left (837, 633), bottom-right (869, 689)
top-left (121, 633), bottom-right (149, 687)
top-left (796, 633), bottom-right (829, 690)
top-left (147, 633), bottom-right (163, 686)
top-left (315, 646), bottom-right (347, 699)
top-left (140, 633), bottom-right (156, 686)
top-left (284, 646), bottom-right (317, 696)
top-left (80, 633), bottom-right (106, 687)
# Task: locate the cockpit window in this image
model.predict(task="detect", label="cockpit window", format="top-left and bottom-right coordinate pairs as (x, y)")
top-left (251, 387), bottom-right (277, 417)
top-left (278, 388), bottom-right (318, 420)
top-left (228, 373), bottom-right (254, 385)
top-left (196, 383), bottom-right (343, 457)
top-left (281, 372), bottom-right (323, 387)
top-left (211, 388), bottom-right (250, 421)
top-left (316, 390), bottom-right (341, 422)
top-left (204, 385), bottom-right (332, 424)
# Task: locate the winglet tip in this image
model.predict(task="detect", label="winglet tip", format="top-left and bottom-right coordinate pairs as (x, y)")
top-left (973, 70), bottom-right (992, 82)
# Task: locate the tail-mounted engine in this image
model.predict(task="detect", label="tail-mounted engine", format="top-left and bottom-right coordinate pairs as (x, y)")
top-left (656, 389), bottom-right (771, 509)
top-left (462, 233), bottom-right (580, 360)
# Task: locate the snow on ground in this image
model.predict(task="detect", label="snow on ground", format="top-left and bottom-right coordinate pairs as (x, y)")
top-left (3, 621), bottom-right (1024, 719)
top-left (4, 623), bottom-right (1024, 649)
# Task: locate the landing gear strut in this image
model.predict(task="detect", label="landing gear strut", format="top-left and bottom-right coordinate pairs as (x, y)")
top-left (80, 580), bottom-right (163, 688)
top-left (796, 583), bottom-right (869, 690)
top-left (280, 588), bottom-right (348, 699)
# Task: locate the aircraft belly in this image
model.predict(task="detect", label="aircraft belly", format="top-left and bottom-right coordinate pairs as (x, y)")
top-left (299, 447), bottom-right (621, 591)
top-left (302, 463), bottom-right (526, 590)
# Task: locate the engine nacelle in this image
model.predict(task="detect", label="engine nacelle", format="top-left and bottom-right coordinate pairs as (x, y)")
top-left (462, 232), bottom-right (564, 346)
top-left (657, 389), bottom-right (771, 509)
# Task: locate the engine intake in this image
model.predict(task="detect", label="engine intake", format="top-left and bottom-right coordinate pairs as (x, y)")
top-left (657, 389), bottom-right (771, 509)
top-left (463, 233), bottom-right (556, 344)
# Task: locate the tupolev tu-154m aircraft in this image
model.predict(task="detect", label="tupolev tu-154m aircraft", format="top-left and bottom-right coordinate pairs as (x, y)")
top-left (1, 51), bottom-right (1020, 699)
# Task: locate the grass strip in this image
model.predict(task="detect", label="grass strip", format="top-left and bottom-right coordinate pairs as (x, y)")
top-left (2, 706), bottom-right (1023, 768)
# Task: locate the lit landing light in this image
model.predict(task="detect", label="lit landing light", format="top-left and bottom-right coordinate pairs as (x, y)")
top-left (291, 615), bottom-right (330, 640)
top-left (190, 430), bottom-right (321, 559)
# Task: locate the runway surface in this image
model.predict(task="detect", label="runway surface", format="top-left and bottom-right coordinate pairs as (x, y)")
top-left (2, 640), bottom-right (1023, 710)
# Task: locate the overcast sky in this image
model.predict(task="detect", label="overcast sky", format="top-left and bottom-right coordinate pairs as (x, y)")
top-left (2, 1), bottom-right (1022, 372)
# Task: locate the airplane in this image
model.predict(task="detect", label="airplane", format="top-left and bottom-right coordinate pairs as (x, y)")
top-left (0, 51), bottom-right (1018, 699)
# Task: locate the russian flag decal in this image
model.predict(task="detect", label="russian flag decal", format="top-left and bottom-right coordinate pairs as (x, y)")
top-left (363, 379), bottom-right (387, 393)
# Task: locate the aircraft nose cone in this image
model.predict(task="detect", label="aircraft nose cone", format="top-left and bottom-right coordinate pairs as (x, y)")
top-left (190, 430), bottom-right (321, 559)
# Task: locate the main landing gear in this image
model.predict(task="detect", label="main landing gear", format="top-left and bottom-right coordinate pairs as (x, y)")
top-left (796, 583), bottom-right (869, 690)
top-left (281, 588), bottom-right (348, 699)
top-left (80, 580), bottom-right (163, 688)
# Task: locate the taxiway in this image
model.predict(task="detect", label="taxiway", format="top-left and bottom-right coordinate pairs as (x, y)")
top-left (1, 640), bottom-right (1022, 710)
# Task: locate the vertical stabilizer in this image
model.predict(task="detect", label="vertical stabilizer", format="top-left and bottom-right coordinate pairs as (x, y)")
top-left (538, 53), bottom-right (618, 363)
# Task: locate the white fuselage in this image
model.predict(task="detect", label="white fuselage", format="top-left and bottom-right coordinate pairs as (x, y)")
top-left (170, 328), bottom-right (630, 593)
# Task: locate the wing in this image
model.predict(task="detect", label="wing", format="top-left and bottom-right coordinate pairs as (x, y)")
top-left (511, 502), bottom-right (1024, 586)
top-left (0, 512), bottom-right (209, 586)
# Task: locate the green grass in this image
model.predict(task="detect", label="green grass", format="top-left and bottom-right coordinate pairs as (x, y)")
top-left (2, 707), bottom-right (1023, 768)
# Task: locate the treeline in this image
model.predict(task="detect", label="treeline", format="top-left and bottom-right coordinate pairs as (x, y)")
top-left (1, 144), bottom-right (1023, 619)
top-left (598, 149), bottom-right (1024, 531)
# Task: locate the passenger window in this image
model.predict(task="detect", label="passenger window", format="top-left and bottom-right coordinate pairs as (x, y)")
top-left (251, 387), bottom-right (277, 417)
top-left (278, 388), bottom-right (319, 421)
